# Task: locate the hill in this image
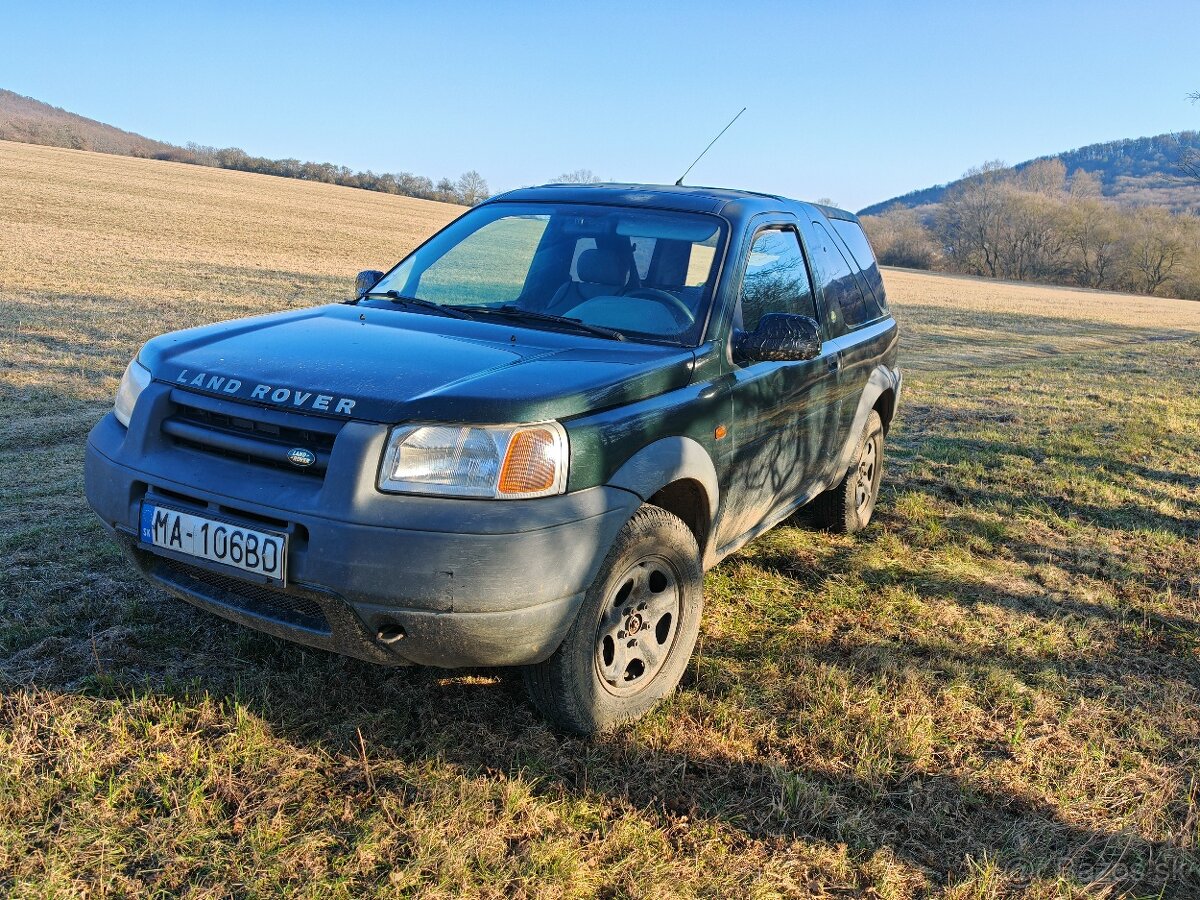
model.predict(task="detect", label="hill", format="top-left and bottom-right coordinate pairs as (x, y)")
top-left (0, 88), bottom-right (185, 159)
top-left (3, 141), bottom-right (1200, 897)
top-left (0, 88), bottom-right (487, 205)
top-left (860, 131), bottom-right (1200, 216)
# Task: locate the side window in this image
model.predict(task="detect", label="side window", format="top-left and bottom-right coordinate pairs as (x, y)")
top-left (809, 221), bottom-right (876, 330)
top-left (418, 215), bottom-right (549, 305)
top-left (830, 218), bottom-right (889, 317)
top-left (685, 239), bottom-right (718, 288)
top-left (738, 228), bottom-right (818, 332)
top-left (830, 218), bottom-right (877, 274)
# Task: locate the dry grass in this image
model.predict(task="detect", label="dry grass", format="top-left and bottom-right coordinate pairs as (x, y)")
top-left (882, 268), bottom-right (1200, 371)
top-left (2, 141), bottom-right (1199, 898)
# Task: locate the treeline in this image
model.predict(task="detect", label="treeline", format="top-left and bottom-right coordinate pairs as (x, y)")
top-left (0, 88), bottom-right (180, 158)
top-left (180, 143), bottom-right (489, 205)
top-left (0, 89), bottom-right (491, 206)
top-left (861, 159), bottom-right (1200, 300)
top-left (1045, 132), bottom-right (1200, 184)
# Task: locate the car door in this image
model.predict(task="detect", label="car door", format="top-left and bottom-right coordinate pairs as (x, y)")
top-left (715, 222), bottom-right (840, 549)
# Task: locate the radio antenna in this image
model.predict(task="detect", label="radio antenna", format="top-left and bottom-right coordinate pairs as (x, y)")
top-left (675, 107), bottom-right (746, 186)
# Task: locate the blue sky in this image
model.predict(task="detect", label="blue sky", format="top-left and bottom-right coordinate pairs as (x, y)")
top-left (3, 1), bottom-right (1198, 211)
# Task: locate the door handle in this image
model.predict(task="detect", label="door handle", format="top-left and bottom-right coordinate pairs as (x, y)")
top-left (827, 355), bottom-right (840, 373)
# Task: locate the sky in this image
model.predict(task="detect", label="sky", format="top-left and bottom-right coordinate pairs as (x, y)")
top-left (3, 1), bottom-right (1198, 212)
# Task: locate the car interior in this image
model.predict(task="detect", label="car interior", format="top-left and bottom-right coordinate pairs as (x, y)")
top-left (516, 214), bottom-right (721, 339)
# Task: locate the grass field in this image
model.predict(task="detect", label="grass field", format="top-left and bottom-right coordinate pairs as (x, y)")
top-left (2, 140), bottom-right (1199, 898)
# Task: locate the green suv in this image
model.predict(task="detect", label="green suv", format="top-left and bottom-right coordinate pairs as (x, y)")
top-left (85, 183), bottom-right (901, 733)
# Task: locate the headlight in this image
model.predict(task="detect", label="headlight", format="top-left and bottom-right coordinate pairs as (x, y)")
top-left (378, 422), bottom-right (569, 499)
top-left (113, 358), bottom-right (152, 427)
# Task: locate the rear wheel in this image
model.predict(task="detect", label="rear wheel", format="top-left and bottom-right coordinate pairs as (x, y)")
top-left (523, 505), bottom-right (703, 734)
top-left (807, 409), bottom-right (884, 533)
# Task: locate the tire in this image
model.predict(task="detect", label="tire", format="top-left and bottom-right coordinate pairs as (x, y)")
top-left (522, 504), bottom-right (703, 734)
top-left (807, 409), bottom-right (884, 534)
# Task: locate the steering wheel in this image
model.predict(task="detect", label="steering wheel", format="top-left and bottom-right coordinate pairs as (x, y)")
top-left (621, 287), bottom-right (694, 328)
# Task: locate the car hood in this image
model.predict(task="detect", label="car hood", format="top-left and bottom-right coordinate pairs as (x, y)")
top-left (139, 304), bottom-right (698, 423)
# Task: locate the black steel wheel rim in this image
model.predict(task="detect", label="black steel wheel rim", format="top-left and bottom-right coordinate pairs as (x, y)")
top-left (593, 555), bottom-right (682, 697)
top-left (856, 437), bottom-right (878, 516)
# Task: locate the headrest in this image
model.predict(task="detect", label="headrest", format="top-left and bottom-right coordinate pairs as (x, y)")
top-left (576, 248), bottom-right (626, 286)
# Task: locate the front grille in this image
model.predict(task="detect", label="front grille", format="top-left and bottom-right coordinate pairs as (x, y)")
top-left (154, 556), bottom-right (331, 633)
top-left (163, 389), bottom-right (343, 478)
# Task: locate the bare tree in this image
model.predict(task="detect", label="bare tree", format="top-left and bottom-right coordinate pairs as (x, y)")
top-left (999, 190), bottom-right (1070, 281)
top-left (1068, 168), bottom-right (1103, 199)
top-left (552, 168), bottom-right (603, 184)
top-left (455, 170), bottom-right (490, 206)
top-left (937, 160), bottom-right (1073, 282)
top-left (1064, 197), bottom-right (1121, 288)
top-left (937, 161), bottom-right (1009, 276)
top-left (434, 177), bottom-right (457, 203)
top-left (1123, 207), bottom-right (1187, 295)
top-left (1017, 158), bottom-right (1066, 196)
top-left (860, 208), bottom-right (939, 269)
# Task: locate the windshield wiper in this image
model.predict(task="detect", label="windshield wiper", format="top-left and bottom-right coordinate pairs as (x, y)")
top-left (458, 305), bottom-right (626, 341)
top-left (365, 290), bottom-right (472, 319)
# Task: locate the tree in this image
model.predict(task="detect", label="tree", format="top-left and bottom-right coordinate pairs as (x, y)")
top-left (1122, 207), bottom-right (1187, 295)
top-left (1017, 158), bottom-right (1066, 196)
top-left (995, 189), bottom-right (1069, 282)
top-left (455, 170), bottom-right (489, 205)
top-left (935, 160), bottom-right (1074, 282)
top-left (937, 161), bottom-right (1009, 276)
top-left (552, 168), bottom-right (602, 184)
top-left (1068, 168), bottom-right (1103, 199)
top-left (397, 173), bottom-right (435, 199)
top-left (860, 208), bottom-right (939, 269)
top-left (434, 178), bottom-right (457, 203)
top-left (1064, 197), bottom-right (1121, 289)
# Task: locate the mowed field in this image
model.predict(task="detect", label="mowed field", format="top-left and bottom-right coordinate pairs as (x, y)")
top-left (2, 139), bottom-right (1199, 898)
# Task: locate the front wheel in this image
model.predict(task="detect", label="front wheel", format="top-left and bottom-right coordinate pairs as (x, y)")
top-left (807, 409), bottom-right (884, 533)
top-left (522, 505), bottom-right (703, 734)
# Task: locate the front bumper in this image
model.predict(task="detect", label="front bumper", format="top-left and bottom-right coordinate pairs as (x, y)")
top-left (84, 386), bottom-right (640, 667)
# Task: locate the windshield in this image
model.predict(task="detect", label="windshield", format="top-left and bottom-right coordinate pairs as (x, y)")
top-left (367, 202), bottom-right (728, 344)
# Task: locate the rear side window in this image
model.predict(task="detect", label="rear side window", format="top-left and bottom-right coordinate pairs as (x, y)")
top-left (830, 218), bottom-right (889, 315)
top-left (738, 228), bottom-right (818, 332)
top-left (809, 220), bottom-right (883, 330)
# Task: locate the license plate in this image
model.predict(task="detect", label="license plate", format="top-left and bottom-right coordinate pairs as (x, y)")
top-left (140, 503), bottom-right (287, 585)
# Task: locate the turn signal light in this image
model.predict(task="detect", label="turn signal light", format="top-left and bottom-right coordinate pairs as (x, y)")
top-left (499, 426), bottom-right (560, 495)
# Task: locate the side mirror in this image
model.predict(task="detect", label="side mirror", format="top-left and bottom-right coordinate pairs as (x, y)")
top-left (733, 313), bottom-right (822, 363)
top-left (355, 269), bottom-right (385, 299)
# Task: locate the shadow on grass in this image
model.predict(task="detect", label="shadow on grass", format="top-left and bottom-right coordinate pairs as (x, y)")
top-left (9, 522), bottom-right (1196, 897)
top-left (6, 377), bottom-right (1198, 894)
top-left (119, 628), bottom-right (1200, 895)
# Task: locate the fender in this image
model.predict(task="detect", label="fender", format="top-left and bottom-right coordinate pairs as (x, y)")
top-left (605, 435), bottom-right (720, 558)
top-left (831, 364), bottom-right (901, 478)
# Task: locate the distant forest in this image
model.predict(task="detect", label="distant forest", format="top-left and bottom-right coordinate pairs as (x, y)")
top-left (0, 88), bottom-right (490, 206)
top-left (862, 158), bottom-right (1200, 300)
top-left (860, 132), bottom-right (1200, 216)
